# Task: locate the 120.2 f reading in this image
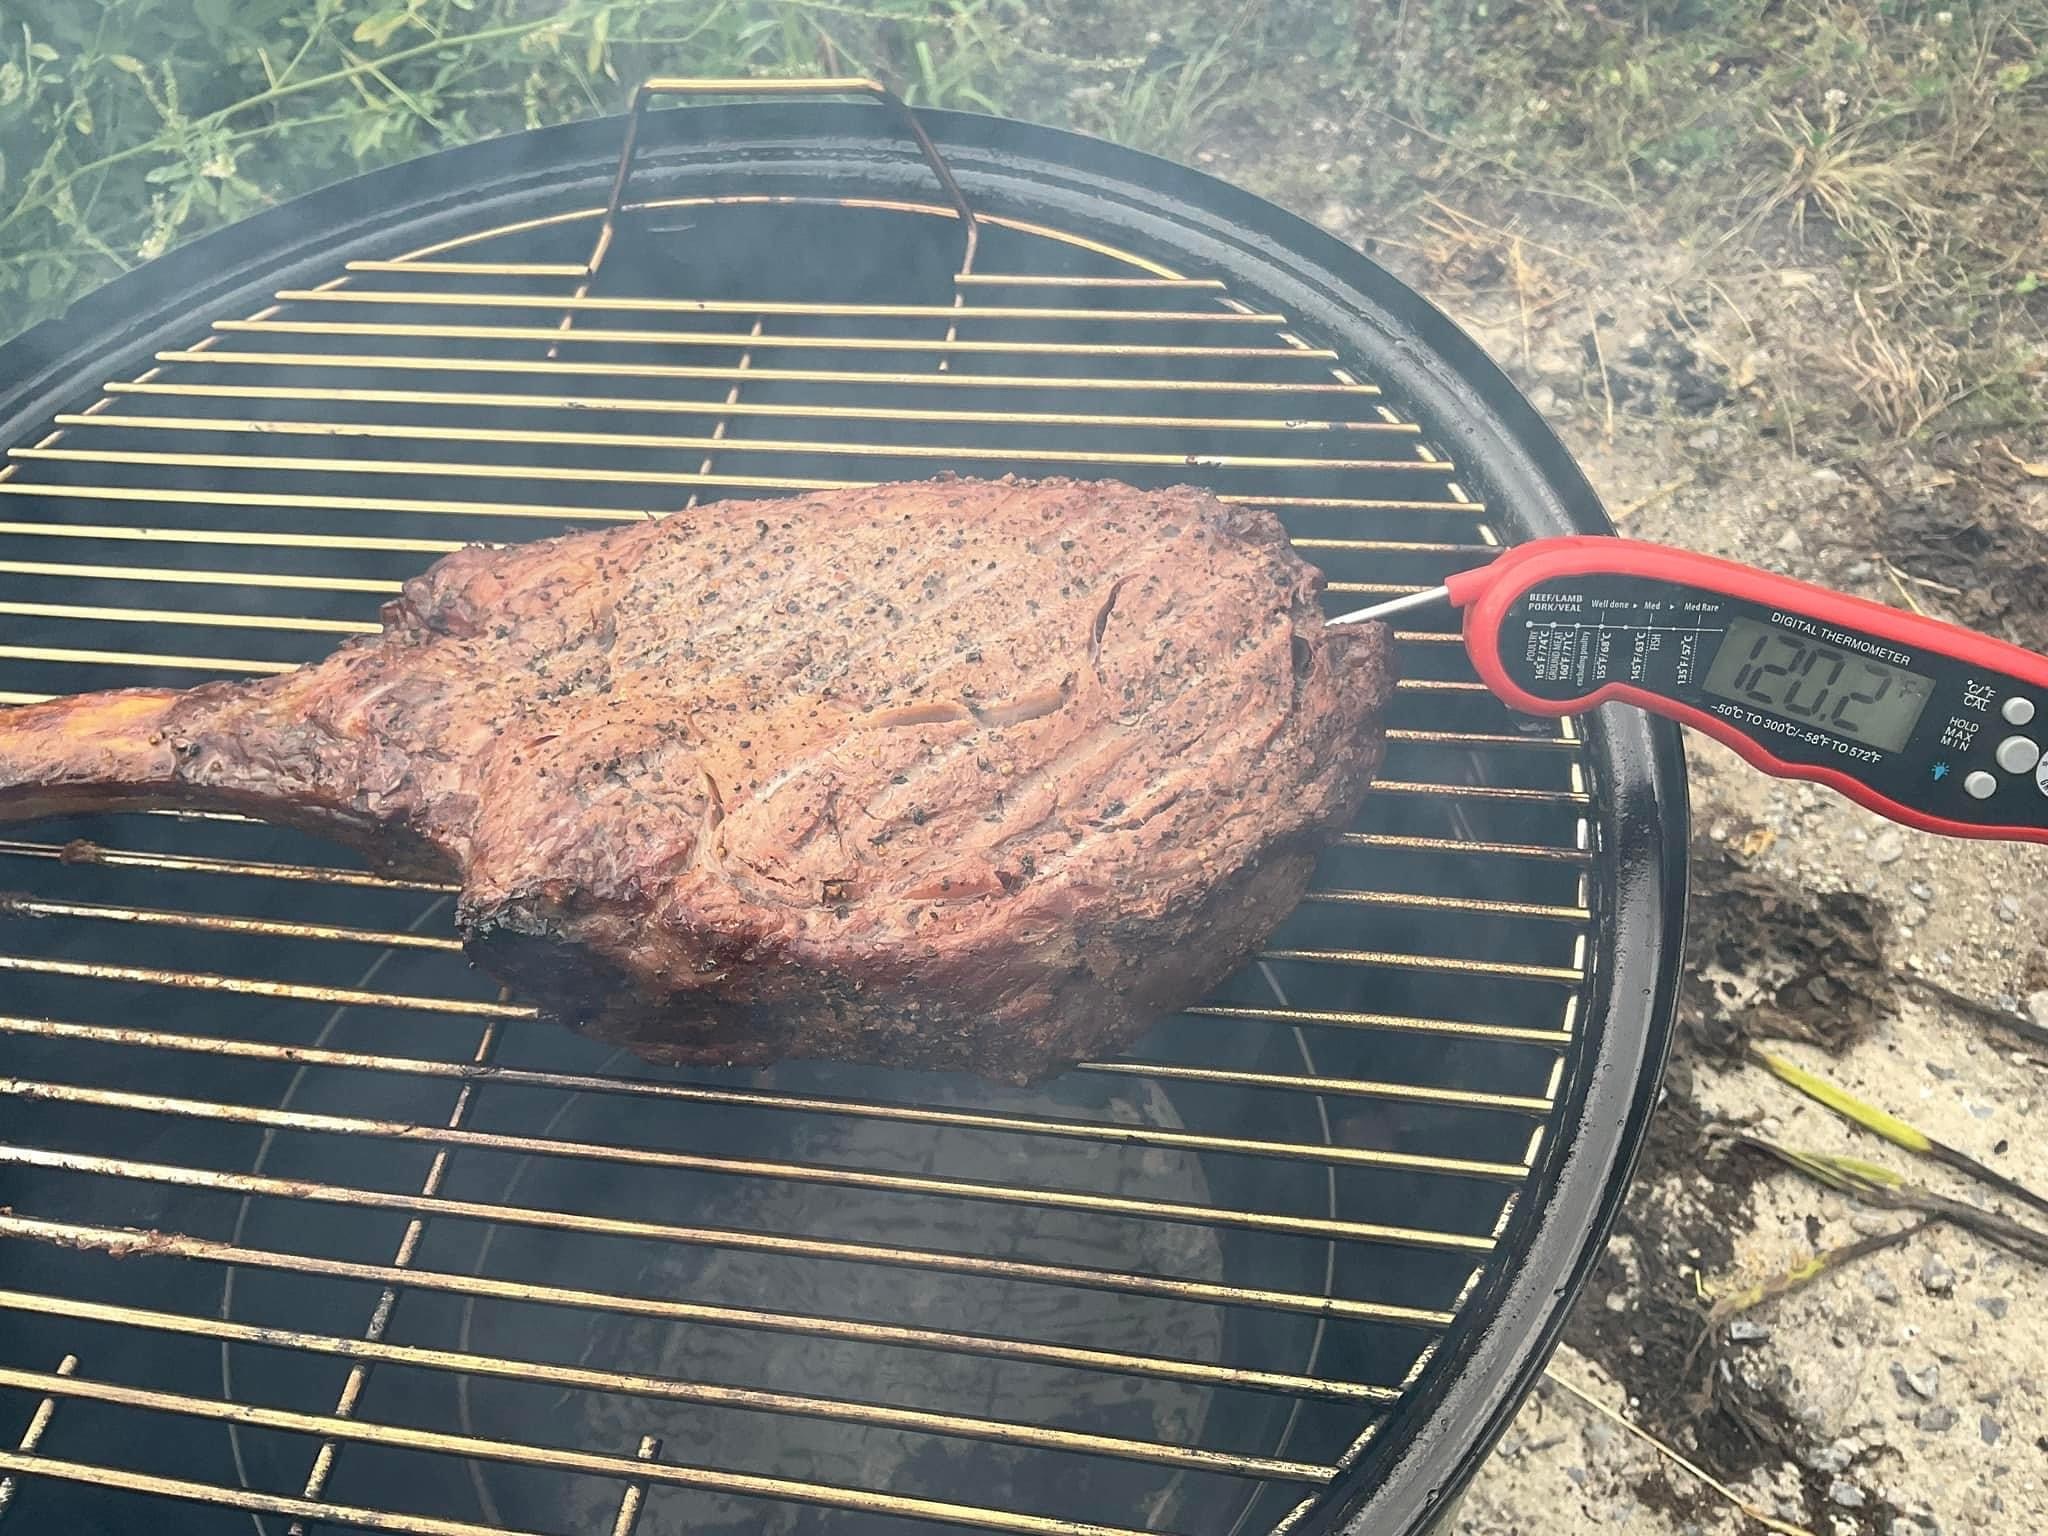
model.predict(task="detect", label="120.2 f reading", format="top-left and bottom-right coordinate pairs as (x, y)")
top-left (1701, 617), bottom-right (1933, 753)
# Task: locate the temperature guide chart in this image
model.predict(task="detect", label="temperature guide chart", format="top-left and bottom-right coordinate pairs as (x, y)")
top-left (1517, 590), bottom-right (1727, 699)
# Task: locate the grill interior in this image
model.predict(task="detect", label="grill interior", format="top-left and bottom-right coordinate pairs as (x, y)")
top-left (0, 159), bottom-right (1599, 1536)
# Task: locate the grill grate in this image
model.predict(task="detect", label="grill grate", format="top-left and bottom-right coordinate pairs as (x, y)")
top-left (0, 167), bottom-right (1594, 1536)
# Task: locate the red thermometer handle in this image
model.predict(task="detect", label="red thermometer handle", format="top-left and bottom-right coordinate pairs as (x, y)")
top-left (1438, 536), bottom-right (2048, 845)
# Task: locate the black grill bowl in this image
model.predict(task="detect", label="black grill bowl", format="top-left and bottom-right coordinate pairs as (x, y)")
top-left (0, 98), bottom-right (1686, 1536)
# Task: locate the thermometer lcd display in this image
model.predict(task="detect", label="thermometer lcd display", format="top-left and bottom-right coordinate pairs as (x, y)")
top-left (1703, 617), bottom-right (1935, 752)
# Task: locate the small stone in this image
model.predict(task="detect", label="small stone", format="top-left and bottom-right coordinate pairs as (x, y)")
top-left (1869, 830), bottom-right (1906, 865)
top-left (1975, 1296), bottom-right (2010, 1320)
top-left (2027, 991), bottom-right (2048, 1029)
top-left (1866, 1269), bottom-right (1901, 1305)
top-left (1917, 1405), bottom-right (1958, 1432)
top-left (1807, 1440), bottom-right (1855, 1474)
top-left (1829, 1480), bottom-right (1867, 1509)
top-left (1919, 1253), bottom-right (1955, 1295)
top-left (1775, 527), bottom-right (1806, 555)
top-left (1979, 1415), bottom-right (2002, 1444)
top-left (1891, 1361), bottom-right (1940, 1399)
top-left (1843, 559), bottom-right (1876, 581)
top-left (1727, 1319), bottom-right (1772, 1343)
top-left (1526, 382), bottom-right (1557, 414)
top-left (1317, 199), bottom-right (1350, 232)
top-left (1603, 1290), bottom-right (1628, 1312)
top-left (1996, 895), bottom-right (2022, 923)
top-left (1908, 880), bottom-right (1935, 903)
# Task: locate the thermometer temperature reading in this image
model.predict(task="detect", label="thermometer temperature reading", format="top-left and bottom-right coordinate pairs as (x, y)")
top-left (1333, 537), bottom-right (2048, 846)
top-left (1700, 618), bottom-right (1933, 753)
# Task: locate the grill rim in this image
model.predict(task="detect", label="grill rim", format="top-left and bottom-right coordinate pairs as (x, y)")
top-left (0, 99), bottom-right (1688, 1536)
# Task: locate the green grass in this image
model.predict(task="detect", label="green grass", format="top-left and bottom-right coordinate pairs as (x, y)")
top-left (1, 0), bottom-right (2042, 440)
top-left (1337, 0), bottom-right (2048, 441)
top-left (0, 0), bottom-right (1291, 333)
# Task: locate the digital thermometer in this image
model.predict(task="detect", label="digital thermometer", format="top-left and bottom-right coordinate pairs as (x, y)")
top-left (1333, 537), bottom-right (2048, 846)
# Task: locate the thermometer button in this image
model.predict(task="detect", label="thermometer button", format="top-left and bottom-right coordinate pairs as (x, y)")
top-left (1995, 736), bottom-right (2042, 775)
top-left (1965, 770), bottom-right (1999, 801)
top-left (2004, 696), bottom-right (2036, 727)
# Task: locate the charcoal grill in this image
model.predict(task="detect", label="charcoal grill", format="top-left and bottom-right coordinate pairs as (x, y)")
top-left (0, 81), bottom-right (1685, 1536)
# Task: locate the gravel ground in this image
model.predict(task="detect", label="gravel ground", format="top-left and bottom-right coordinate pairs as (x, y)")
top-left (1352, 214), bottom-right (2048, 1536)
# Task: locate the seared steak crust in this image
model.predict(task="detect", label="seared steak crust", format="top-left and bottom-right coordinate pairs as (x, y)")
top-left (0, 476), bottom-right (1395, 1082)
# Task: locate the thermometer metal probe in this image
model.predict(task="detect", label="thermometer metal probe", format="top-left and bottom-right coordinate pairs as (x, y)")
top-left (1330, 536), bottom-right (2048, 846)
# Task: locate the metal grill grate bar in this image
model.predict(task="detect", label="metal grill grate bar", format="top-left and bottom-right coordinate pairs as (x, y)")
top-left (608, 1438), bottom-right (662, 1536)
top-left (1256, 948), bottom-right (1583, 982)
top-left (0, 947), bottom-right (1581, 1007)
top-left (1075, 1063), bottom-right (1549, 1114)
top-left (0, 1354), bottom-right (74, 1520)
top-left (54, 410), bottom-right (1452, 472)
top-left (108, 378), bottom-right (1406, 435)
top-left (346, 258), bottom-right (593, 277)
top-left (0, 558), bottom-right (403, 595)
top-left (283, 1022), bottom-right (500, 1530)
top-left (0, 1077), bottom-right (1491, 1249)
top-left (1337, 832), bottom-right (1592, 862)
top-left (1301, 890), bottom-right (1588, 922)
top-left (0, 1145), bottom-right (1464, 1323)
top-left (213, 318), bottom-right (1342, 360)
top-left (0, 1290), bottom-right (1335, 1482)
top-left (0, 954), bottom-right (534, 1016)
top-left (1, 475), bottom-right (1467, 520)
top-left (0, 837), bottom-right (457, 891)
top-left (1288, 538), bottom-right (1477, 552)
top-left (0, 941), bottom-right (1556, 1110)
top-left (0, 600), bottom-right (378, 635)
top-left (0, 1453), bottom-right (540, 1536)
top-left (0, 1018), bottom-right (1529, 1179)
top-left (8, 884), bottom-right (1583, 947)
top-left (950, 275), bottom-right (1225, 288)
top-left (0, 1365), bottom-right (1190, 1536)
top-left (0, 507), bottom-right (470, 554)
top-left (1182, 1005), bottom-right (1568, 1046)
top-left (0, 830), bottom-right (1582, 891)
top-left (273, 289), bottom-right (1294, 324)
top-left (0, 634), bottom-right (1486, 711)
top-left (1372, 779), bottom-right (1590, 803)
top-left (0, 1211), bottom-right (1399, 1401)
top-left (0, 642), bottom-right (293, 675)
top-left (10, 445), bottom-right (861, 494)
top-left (1380, 730), bottom-right (1575, 751)
top-left (153, 349), bottom-right (1393, 398)
top-left (1, 895), bottom-right (467, 949)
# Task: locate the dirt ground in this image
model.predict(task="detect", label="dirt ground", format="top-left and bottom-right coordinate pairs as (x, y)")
top-left (1185, 108), bottom-right (2048, 1536)
top-left (1407, 222), bottom-right (2047, 1536)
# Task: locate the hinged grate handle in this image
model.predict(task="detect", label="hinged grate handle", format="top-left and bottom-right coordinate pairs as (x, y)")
top-left (590, 77), bottom-right (982, 278)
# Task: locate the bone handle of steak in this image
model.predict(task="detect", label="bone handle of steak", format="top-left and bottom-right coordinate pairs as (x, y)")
top-left (0, 684), bottom-right (422, 867)
top-left (0, 690), bottom-right (200, 822)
